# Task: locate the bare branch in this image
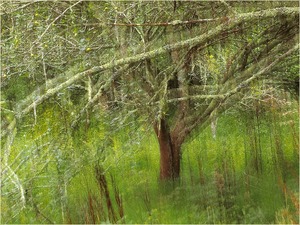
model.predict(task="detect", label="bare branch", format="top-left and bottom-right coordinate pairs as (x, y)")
top-left (30, 0), bottom-right (83, 50)
top-left (16, 7), bottom-right (299, 118)
top-left (224, 43), bottom-right (299, 99)
top-left (184, 42), bottom-right (299, 137)
top-left (82, 18), bottom-right (222, 27)
top-left (167, 94), bottom-right (225, 103)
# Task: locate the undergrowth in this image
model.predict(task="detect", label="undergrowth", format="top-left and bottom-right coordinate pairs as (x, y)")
top-left (1, 100), bottom-right (299, 224)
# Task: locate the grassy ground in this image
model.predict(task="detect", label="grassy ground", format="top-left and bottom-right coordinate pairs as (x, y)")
top-left (2, 100), bottom-right (299, 224)
top-left (64, 104), bottom-right (299, 224)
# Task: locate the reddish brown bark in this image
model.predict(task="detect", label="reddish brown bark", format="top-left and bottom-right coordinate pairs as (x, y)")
top-left (154, 119), bottom-right (182, 180)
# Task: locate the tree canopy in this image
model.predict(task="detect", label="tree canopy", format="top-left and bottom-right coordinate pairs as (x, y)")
top-left (1, 1), bottom-right (299, 180)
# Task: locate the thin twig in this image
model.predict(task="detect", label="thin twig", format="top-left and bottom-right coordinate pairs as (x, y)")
top-left (30, 0), bottom-right (83, 50)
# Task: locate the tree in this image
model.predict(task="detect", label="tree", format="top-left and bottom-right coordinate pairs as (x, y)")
top-left (1, 1), bottom-right (299, 181)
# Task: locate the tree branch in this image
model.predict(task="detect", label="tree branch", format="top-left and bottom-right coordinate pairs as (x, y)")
top-left (82, 18), bottom-right (221, 27)
top-left (184, 42), bottom-right (299, 137)
top-left (30, 0), bottom-right (84, 51)
top-left (224, 43), bottom-right (299, 100)
top-left (16, 7), bottom-right (298, 118)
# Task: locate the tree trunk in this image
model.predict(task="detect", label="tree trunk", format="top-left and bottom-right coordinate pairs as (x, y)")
top-left (154, 119), bottom-right (181, 180)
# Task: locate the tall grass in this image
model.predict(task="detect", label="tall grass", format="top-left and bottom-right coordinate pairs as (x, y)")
top-left (2, 97), bottom-right (298, 224)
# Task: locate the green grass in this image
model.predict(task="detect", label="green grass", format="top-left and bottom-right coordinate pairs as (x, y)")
top-left (2, 103), bottom-right (299, 224)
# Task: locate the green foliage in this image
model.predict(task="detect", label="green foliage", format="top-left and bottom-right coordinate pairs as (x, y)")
top-left (2, 96), bottom-right (298, 223)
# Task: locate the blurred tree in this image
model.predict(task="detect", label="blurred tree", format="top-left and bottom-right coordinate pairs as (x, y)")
top-left (1, 1), bottom-right (299, 181)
